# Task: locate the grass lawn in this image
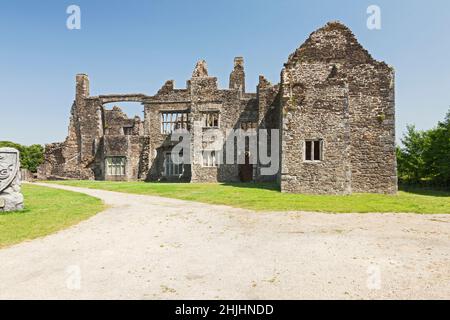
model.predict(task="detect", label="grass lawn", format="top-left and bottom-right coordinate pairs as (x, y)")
top-left (46, 180), bottom-right (450, 214)
top-left (0, 184), bottom-right (105, 248)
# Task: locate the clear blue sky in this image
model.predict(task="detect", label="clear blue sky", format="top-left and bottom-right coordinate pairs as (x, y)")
top-left (1, 0), bottom-right (449, 145)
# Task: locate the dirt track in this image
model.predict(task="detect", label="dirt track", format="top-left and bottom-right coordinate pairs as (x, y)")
top-left (0, 183), bottom-right (449, 299)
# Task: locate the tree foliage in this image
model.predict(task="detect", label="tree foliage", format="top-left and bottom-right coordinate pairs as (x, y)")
top-left (0, 141), bottom-right (44, 173)
top-left (397, 109), bottom-right (450, 188)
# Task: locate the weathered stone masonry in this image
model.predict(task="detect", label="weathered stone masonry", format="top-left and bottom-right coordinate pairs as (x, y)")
top-left (280, 23), bottom-right (397, 194)
top-left (39, 22), bottom-right (397, 195)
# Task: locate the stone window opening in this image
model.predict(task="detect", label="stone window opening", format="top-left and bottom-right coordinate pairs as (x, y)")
top-left (123, 126), bottom-right (133, 135)
top-left (106, 156), bottom-right (126, 176)
top-left (304, 140), bottom-right (323, 162)
top-left (202, 112), bottom-right (220, 128)
top-left (161, 111), bottom-right (190, 134)
top-left (328, 65), bottom-right (338, 79)
top-left (202, 150), bottom-right (219, 167)
top-left (163, 151), bottom-right (184, 176)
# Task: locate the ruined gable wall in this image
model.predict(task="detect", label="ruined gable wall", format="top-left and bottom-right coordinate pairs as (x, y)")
top-left (280, 22), bottom-right (396, 194)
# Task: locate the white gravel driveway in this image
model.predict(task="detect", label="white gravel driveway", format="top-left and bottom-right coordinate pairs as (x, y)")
top-left (0, 183), bottom-right (449, 300)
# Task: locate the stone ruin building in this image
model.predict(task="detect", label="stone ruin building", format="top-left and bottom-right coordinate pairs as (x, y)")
top-left (38, 22), bottom-right (397, 195)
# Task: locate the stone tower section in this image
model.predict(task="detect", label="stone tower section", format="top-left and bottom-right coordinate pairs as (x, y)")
top-left (229, 57), bottom-right (246, 94)
top-left (38, 74), bottom-right (99, 179)
top-left (280, 22), bottom-right (397, 194)
top-left (188, 60), bottom-right (219, 101)
top-left (73, 74), bottom-right (103, 169)
top-left (188, 60), bottom-right (221, 183)
top-left (76, 73), bottom-right (90, 99)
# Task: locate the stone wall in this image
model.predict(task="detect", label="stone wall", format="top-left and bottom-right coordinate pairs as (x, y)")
top-left (280, 22), bottom-right (397, 194)
top-left (142, 58), bottom-right (258, 183)
top-left (103, 106), bottom-right (143, 136)
top-left (94, 135), bottom-right (149, 181)
top-left (142, 58), bottom-right (258, 184)
top-left (229, 57), bottom-right (246, 94)
top-left (144, 92), bottom-right (191, 181)
top-left (39, 75), bottom-right (149, 181)
top-left (256, 76), bottom-right (281, 182)
top-left (39, 21), bottom-right (397, 195)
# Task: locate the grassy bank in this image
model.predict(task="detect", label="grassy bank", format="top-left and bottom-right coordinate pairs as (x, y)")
top-left (0, 184), bottom-right (105, 248)
top-left (45, 181), bottom-right (450, 214)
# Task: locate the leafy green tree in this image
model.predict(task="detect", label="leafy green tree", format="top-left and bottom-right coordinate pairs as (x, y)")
top-left (397, 125), bottom-right (430, 183)
top-left (21, 144), bottom-right (45, 172)
top-left (396, 146), bottom-right (406, 181)
top-left (0, 141), bottom-right (44, 173)
top-left (424, 110), bottom-right (450, 185)
top-left (398, 108), bottom-right (450, 188)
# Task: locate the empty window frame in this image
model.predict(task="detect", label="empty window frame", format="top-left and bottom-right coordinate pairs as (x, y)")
top-left (202, 112), bottom-right (220, 128)
top-left (123, 127), bottom-right (133, 135)
top-left (161, 111), bottom-right (190, 134)
top-left (202, 150), bottom-right (219, 167)
top-left (164, 152), bottom-right (184, 176)
top-left (106, 156), bottom-right (126, 176)
top-left (304, 140), bottom-right (323, 161)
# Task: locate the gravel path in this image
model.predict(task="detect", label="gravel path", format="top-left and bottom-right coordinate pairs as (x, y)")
top-left (0, 183), bottom-right (449, 299)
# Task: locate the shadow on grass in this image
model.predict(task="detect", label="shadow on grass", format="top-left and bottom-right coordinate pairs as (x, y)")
top-left (399, 185), bottom-right (450, 197)
top-left (0, 208), bottom-right (30, 216)
top-left (221, 182), bottom-right (281, 191)
top-left (221, 183), bottom-right (450, 198)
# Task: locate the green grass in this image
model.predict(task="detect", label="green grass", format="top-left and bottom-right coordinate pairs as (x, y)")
top-left (0, 184), bottom-right (105, 248)
top-left (45, 180), bottom-right (450, 214)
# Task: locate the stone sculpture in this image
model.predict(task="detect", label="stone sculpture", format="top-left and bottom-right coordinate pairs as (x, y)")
top-left (0, 148), bottom-right (24, 212)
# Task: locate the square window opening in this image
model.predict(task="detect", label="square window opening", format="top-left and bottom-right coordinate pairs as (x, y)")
top-left (161, 111), bottom-right (190, 134)
top-left (163, 152), bottom-right (184, 176)
top-left (202, 112), bottom-right (220, 128)
top-left (202, 150), bottom-right (219, 167)
top-left (123, 127), bottom-right (133, 135)
top-left (106, 156), bottom-right (126, 176)
top-left (304, 140), bottom-right (323, 162)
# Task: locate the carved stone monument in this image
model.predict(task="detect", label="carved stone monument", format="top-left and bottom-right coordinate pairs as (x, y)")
top-left (0, 148), bottom-right (24, 212)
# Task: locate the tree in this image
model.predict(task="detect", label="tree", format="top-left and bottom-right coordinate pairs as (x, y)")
top-left (0, 141), bottom-right (44, 173)
top-left (397, 108), bottom-right (450, 188)
top-left (424, 110), bottom-right (450, 185)
top-left (397, 125), bottom-right (430, 183)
